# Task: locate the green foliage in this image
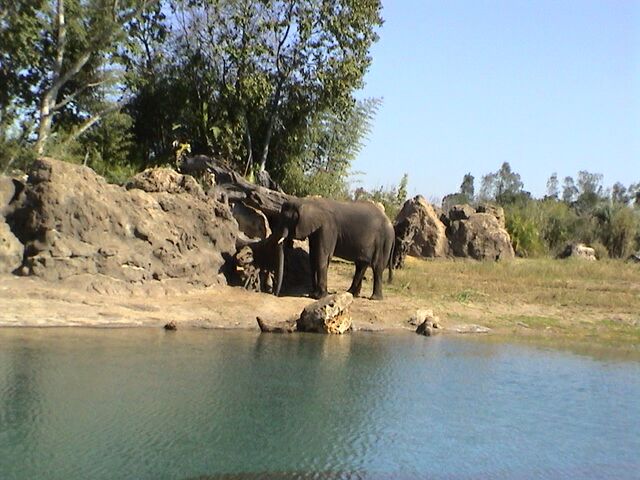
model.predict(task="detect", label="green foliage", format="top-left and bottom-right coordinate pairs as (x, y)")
top-left (504, 203), bottom-right (546, 257)
top-left (128, 0), bottom-right (383, 180)
top-left (353, 174), bottom-right (408, 220)
top-left (593, 203), bottom-right (639, 258)
top-left (479, 162), bottom-right (527, 205)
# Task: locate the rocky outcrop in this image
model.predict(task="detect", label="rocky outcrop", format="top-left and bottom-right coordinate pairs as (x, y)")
top-left (392, 198), bottom-right (514, 263)
top-left (297, 292), bottom-right (353, 334)
top-left (447, 209), bottom-right (515, 261)
top-left (411, 309), bottom-right (442, 337)
top-left (476, 203), bottom-right (506, 228)
top-left (557, 243), bottom-right (597, 261)
top-left (393, 195), bottom-right (448, 267)
top-left (0, 221), bottom-right (22, 273)
top-left (0, 177), bottom-right (25, 273)
top-left (8, 158), bottom-right (239, 285)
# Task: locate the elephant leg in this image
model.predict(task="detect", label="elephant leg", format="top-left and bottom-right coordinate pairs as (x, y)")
top-left (313, 256), bottom-right (329, 299)
top-left (308, 235), bottom-right (320, 295)
top-left (371, 262), bottom-right (384, 300)
top-left (347, 262), bottom-right (367, 297)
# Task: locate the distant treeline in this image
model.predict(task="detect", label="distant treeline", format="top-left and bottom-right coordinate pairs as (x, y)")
top-left (442, 163), bottom-right (640, 259)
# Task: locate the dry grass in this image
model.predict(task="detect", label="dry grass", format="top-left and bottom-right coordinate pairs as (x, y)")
top-left (330, 256), bottom-right (640, 345)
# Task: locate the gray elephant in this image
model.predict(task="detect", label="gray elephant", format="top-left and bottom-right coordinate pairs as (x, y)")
top-left (273, 198), bottom-right (395, 300)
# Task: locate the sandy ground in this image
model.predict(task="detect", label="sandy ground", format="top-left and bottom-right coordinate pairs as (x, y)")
top-left (0, 270), bottom-right (431, 332)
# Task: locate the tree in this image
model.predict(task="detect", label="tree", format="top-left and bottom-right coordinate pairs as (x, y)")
top-left (562, 176), bottom-right (578, 204)
top-left (545, 172), bottom-right (559, 200)
top-left (156, 0), bottom-right (383, 180)
top-left (575, 170), bottom-right (604, 213)
top-left (282, 97), bottom-right (381, 197)
top-left (21, 0), bottom-right (159, 156)
top-left (611, 182), bottom-right (629, 205)
top-left (460, 173), bottom-right (474, 202)
top-left (479, 162), bottom-right (524, 204)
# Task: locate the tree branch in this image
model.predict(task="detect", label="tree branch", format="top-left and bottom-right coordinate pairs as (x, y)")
top-left (65, 100), bottom-right (127, 144)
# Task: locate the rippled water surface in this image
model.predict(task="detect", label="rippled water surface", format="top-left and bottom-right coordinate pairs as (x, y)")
top-left (0, 329), bottom-right (638, 480)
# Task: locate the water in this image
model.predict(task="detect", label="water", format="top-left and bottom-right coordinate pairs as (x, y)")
top-left (0, 329), bottom-right (638, 480)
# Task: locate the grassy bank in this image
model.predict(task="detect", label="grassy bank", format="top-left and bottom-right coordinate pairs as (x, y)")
top-left (333, 257), bottom-right (640, 346)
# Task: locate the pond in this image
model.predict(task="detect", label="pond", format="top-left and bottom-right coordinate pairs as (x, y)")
top-left (0, 329), bottom-right (638, 480)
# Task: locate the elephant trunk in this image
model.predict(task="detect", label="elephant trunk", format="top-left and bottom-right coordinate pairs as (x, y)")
top-left (273, 227), bottom-right (288, 296)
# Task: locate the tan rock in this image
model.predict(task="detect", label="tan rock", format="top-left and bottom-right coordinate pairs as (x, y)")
top-left (393, 195), bottom-right (448, 267)
top-left (297, 292), bottom-right (353, 334)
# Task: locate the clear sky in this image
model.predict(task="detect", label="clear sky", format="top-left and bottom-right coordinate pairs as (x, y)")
top-left (352, 0), bottom-right (639, 202)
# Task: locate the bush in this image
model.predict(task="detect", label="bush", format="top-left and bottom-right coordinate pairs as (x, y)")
top-left (504, 206), bottom-right (545, 257)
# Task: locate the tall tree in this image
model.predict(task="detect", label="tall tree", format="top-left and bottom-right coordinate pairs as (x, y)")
top-left (479, 162), bottom-right (524, 204)
top-left (545, 172), bottom-right (559, 200)
top-left (26, 0), bottom-right (158, 155)
top-left (460, 173), bottom-right (475, 202)
top-left (575, 170), bottom-right (604, 213)
top-left (159, 0), bottom-right (383, 179)
top-left (562, 176), bottom-right (578, 204)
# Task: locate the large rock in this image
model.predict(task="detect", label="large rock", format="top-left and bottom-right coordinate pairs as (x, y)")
top-left (9, 158), bottom-right (239, 284)
top-left (447, 211), bottom-right (515, 261)
top-left (557, 243), bottom-right (597, 261)
top-left (297, 292), bottom-right (353, 334)
top-left (0, 177), bottom-right (25, 273)
top-left (0, 221), bottom-right (23, 273)
top-left (393, 195), bottom-right (448, 267)
top-left (476, 203), bottom-right (506, 228)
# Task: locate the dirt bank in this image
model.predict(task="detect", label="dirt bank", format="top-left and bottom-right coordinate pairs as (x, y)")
top-left (0, 268), bottom-right (425, 332)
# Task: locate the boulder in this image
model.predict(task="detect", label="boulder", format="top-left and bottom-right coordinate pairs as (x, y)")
top-left (475, 203), bottom-right (506, 228)
top-left (448, 204), bottom-right (476, 221)
top-left (1, 176), bottom-right (26, 273)
top-left (9, 158), bottom-right (239, 284)
top-left (393, 195), bottom-right (448, 267)
top-left (409, 309), bottom-right (441, 327)
top-left (557, 243), bottom-right (597, 261)
top-left (297, 292), bottom-right (353, 334)
top-left (447, 212), bottom-right (515, 261)
top-left (412, 309), bottom-right (442, 336)
top-left (0, 221), bottom-right (23, 273)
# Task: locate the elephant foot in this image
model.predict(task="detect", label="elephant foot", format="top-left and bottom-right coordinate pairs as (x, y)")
top-left (369, 292), bottom-right (384, 301)
top-left (347, 287), bottom-right (362, 298)
top-left (310, 289), bottom-right (328, 300)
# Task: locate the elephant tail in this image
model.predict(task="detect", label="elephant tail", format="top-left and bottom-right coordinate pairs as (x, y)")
top-left (387, 237), bottom-right (395, 283)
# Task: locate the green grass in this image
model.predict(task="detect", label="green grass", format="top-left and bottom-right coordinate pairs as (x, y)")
top-left (331, 256), bottom-right (640, 346)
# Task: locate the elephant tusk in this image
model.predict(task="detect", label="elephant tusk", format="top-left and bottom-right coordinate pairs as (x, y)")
top-left (277, 236), bottom-right (285, 245)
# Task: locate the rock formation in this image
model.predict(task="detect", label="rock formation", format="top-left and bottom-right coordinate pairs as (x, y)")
top-left (296, 292), bottom-right (353, 334)
top-left (0, 177), bottom-right (25, 273)
top-left (393, 195), bottom-right (448, 268)
top-left (412, 309), bottom-right (442, 337)
top-left (392, 198), bottom-right (515, 263)
top-left (446, 209), bottom-right (515, 261)
top-left (6, 158), bottom-right (238, 285)
top-left (557, 243), bottom-right (597, 261)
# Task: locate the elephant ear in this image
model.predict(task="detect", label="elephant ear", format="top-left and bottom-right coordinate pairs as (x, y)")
top-left (295, 202), bottom-right (325, 239)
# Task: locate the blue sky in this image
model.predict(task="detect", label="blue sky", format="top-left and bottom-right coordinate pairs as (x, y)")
top-left (352, 0), bottom-right (639, 202)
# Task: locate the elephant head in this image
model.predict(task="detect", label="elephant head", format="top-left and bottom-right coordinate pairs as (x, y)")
top-left (273, 200), bottom-right (326, 296)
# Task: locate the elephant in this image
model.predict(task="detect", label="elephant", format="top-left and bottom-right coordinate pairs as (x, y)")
top-left (273, 198), bottom-right (395, 300)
